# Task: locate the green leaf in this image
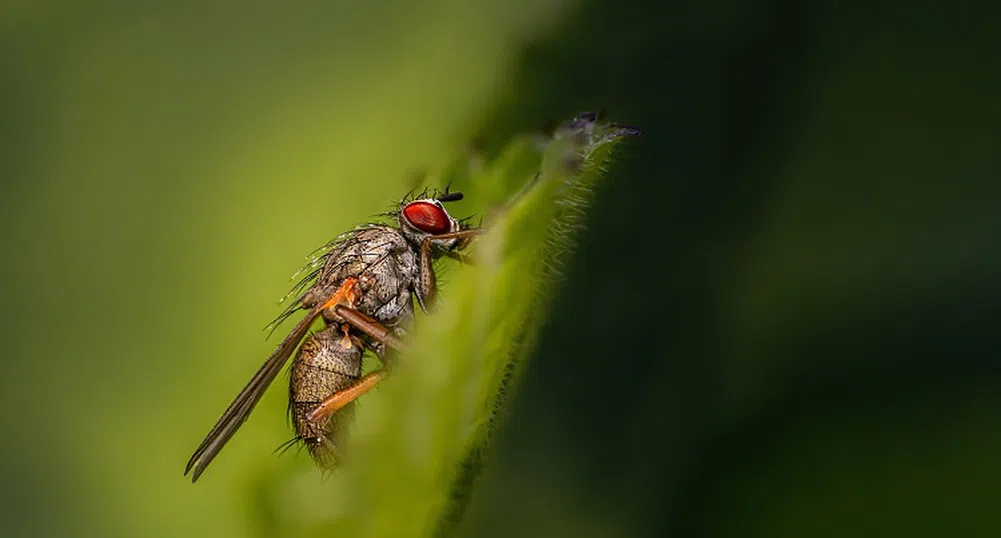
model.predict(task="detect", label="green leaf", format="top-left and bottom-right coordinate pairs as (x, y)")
top-left (311, 114), bottom-right (638, 537)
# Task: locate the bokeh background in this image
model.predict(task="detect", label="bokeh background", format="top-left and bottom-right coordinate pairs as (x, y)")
top-left (2, 0), bottom-right (999, 537)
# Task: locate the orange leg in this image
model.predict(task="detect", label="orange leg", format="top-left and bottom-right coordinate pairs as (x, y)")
top-left (307, 370), bottom-right (388, 423)
top-left (316, 278), bottom-right (404, 350)
top-left (305, 298), bottom-right (401, 424)
top-left (333, 304), bottom-right (404, 351)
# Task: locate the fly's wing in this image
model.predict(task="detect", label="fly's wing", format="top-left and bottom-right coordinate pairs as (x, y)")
top-left (185, 304), bottom-right (323, 482)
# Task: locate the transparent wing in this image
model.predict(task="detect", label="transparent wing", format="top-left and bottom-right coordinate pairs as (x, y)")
top-left (185, 304), bottom-right (324, 482)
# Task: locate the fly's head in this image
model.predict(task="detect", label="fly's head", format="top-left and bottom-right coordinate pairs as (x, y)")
top-left (397, 190), bottom-right (466, 252)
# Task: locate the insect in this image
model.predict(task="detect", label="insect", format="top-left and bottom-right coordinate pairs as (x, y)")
top-left (185, 188), bottom-right (478, 482)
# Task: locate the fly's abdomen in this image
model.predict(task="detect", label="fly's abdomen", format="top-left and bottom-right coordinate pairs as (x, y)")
top-left (290, 324), bottom-right (363, 468)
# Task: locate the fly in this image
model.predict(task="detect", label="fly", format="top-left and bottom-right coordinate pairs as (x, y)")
top-left (185, 188), bottom-right (478, 482)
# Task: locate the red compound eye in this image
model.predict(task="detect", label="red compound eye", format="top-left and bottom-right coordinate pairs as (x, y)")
top-left (402, 201), bottom-right (451, 235)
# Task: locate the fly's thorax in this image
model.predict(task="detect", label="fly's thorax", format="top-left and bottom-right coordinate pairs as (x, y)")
top-left (311, 226), bottom-right (409, 292)
top-left (353, 245), bottom-right (418, 323)
top-left (306, 225), bottom-right (417, 325)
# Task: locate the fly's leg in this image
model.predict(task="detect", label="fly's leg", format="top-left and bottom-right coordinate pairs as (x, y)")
top-left (415, 229), bottom-right (484, 310)
top-left (331, 304), bottom-right (404, 350)
top-left (318, 278), bottom-right (405, 350)
top-left (304, 303), bottom-right (404, 425)
top-left (306, 369), bottom-right (388, 423)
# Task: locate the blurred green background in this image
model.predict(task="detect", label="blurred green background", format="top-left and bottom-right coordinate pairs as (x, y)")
top-left (2, 1), bottom-right (999, 537)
